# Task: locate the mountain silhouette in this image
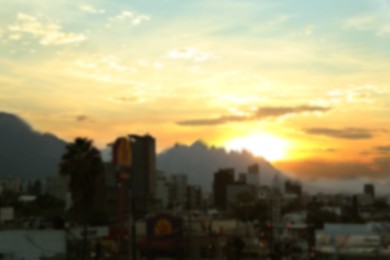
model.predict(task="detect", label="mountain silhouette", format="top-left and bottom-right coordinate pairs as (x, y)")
top-left (0, 112), bottom-right (66, 179)
top-left (156, 140), bottom-right (284, 191)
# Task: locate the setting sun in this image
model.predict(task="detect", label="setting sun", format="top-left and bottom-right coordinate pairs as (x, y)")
top-left (225, 134), bottom-right (289, 162)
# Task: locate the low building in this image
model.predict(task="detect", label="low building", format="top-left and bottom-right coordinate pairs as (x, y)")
top-left (315, 223), bottom-right (390, 259)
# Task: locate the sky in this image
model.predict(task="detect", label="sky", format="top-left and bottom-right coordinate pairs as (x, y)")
top-left (1, 0), bottom-right (389, 181)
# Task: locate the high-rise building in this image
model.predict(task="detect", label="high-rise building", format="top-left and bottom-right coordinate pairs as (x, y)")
top-left (169, 174), bottom-right (188, 209)
top-left (364, 183), bottom-right (375, 198)
top-left (155, 171), bottom-right (169, 210)
top-left (128, 134), bottom-right (156, 218)
top-left (285, 180), bottom-right (302, 197)
top-left (187, 185), bottom-right (202, 210)
top-left (246, 164), bottom-right (260, 187)
top-left (213, 168), bottom-right (235, 210)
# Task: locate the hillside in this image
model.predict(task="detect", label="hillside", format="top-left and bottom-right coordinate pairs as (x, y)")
top-left (156, 140), bottom-right (284, 191)
top-left (0, 112), bottom-right (66, 179)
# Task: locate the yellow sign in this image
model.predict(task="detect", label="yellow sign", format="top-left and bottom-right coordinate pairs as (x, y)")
top-left (154, 218), bottom-right (173, 236)
top-left (113, 137), bottom-right (132, 167)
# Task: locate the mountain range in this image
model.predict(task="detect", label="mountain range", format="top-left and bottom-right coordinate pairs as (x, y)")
top-left (2, 112), bottom-right (387, 195)
top-left (0, 112), bottom-right (282, 190)
top-left (157, 141), bottom-right (282, 191)
top-left (0, 112), bottom-right (66, 179)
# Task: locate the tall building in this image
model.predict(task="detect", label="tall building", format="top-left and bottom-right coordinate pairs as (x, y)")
top-left (213, 168), bottom-right (235, 210)
top-left (285, 180), bottom-right (302, 197)
top-left (246, 164), bottom-right (260, 187)
top-left (155, 171), bottom-right (169, 210)
top-left (187, 185), bottom-right (202, 210)
top-left (169, 174), bottom-right (188, 209)
top-left (128, 134), bottom-right (156, 218)
top-left (364, 183), bottom-right (375, 198)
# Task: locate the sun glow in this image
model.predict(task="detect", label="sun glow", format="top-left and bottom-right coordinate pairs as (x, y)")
top-left (225, 134), bottom-right (289, 162)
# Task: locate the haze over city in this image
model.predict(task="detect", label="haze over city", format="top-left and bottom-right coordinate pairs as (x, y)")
top-left (1, 0), bottom-right (390, 182)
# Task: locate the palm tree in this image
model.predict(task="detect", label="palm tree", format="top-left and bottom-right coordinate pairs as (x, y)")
top-left (59, 137), bottom-right (104, 259)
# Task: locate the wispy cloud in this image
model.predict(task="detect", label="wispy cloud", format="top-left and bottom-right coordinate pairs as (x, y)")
top-left (303, 127), bottom-right (373, 139)
top-left (277, 157), bottom-right (390, 180)
top-left (314, 84), bottom-right (387, 106)
top-left (265, 14), bottom-right (293, 27)
top-left (344, 15), bottom-right (377, 30)
top-left (79, 5), bottom-right (105, 14)
top-left (8, 13), bottom-right (86, 45)
top-left (107, 10), bottom-right (150, 26)
top-left (168, 47), bottom-right (211, 62)
top-left (177, 105), bottom-right (330, 126)
top-left (374, 145), bottom-right (390, 154)
top-left (343, 14), bottom-right (390, 36)
top-left (76, 115), bottom-right (89, 122)
top-left (108, 96), bottom-right (140, 104)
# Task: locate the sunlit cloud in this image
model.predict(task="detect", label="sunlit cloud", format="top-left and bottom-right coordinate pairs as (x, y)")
top-left (9, 34), bottom-right (21, 40)
top-left (265, 14), bottom-right (293, 27)
top-left (327, 86), bottom-right (374, 103)
top-left (168, 47), bottom-right (211, 62)
top-left (343, 14), bottom-right (390, 35)
top-left (8, 13), bottom-right (87, 46)
top-left (344, 15), bottom-right (377, 30)
top-left (75, 60), bottom-right (97, 69)
top-left (107, 10), bottom-right (150, 26)
top-left (79, 5), bottom-right (105, 14)
top-left (277, 157), bottom-right (390, 180)
top-left (177, 105), bottom-right (330, 126)
top-left (303, 127), bottom-right (374, 140)
top-left (76, 115), bottom-right (89, 122)
top-left (101, 56), bottom-right (128, 72)
top-left (374, 145), bottom-right (390, 154)
top-left (108, 96), bottom-right (139, 104)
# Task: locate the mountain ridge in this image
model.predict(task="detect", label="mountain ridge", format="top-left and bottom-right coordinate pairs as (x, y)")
top-left (156, 140), bottom-right (284, 191)
top-left (0, 112), bottom-right (67, 179)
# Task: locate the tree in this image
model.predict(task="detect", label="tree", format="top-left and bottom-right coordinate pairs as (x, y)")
top-left (59, 137), bottom-right (104, 259)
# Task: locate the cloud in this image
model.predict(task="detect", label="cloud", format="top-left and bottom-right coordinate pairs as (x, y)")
top-left (107, 11), bottom-right (150, 26)
top-left (343, 14), bottom-right (390, 36)
top-left (76, 115), bottom-right (89, 122)
top-left (265, 14), bottom-right (293, 27)
top-left (8, 13), bottom-right (86, 45)
top-left (255, 105), bottom-right (329, 117)
top-left (375, 145), bottom-right (390, 154)
top-left (177, 105), bottom-right (330, 126)
top-left (303, 127), bottom-right (373, 139)
top-left (79, 5), bottom-right (105, 14)
top-left (276, 157), bottom-right (390, 181)
top-left (168, 48), bottom-right (211, 62)
top-left (108, 96), bottom-right (139, 103)
top-left (343, 15), bottom-right (377, 30)
top-left (325, 85), bottom-right (386, 104)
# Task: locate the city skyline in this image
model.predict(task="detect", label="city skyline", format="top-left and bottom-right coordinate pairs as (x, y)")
top-left (1, 0), bottom-right (390, 181)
